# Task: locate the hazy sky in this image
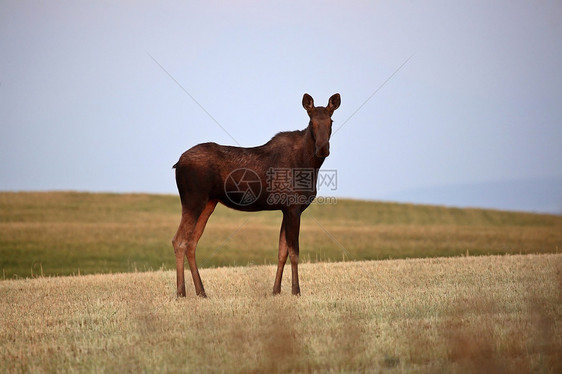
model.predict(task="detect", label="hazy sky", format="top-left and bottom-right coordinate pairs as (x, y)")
top-left (1, 1), bottom-right (561, 209)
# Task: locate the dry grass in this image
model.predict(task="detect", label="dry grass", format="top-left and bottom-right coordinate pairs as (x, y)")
top-left (1, 254), bottom-right (560, 373)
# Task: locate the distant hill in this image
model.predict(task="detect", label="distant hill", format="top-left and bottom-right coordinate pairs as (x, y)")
top-left (1, 192), bottom-right (561, 278)
top-left (382, 176), bottom-right (562, 215)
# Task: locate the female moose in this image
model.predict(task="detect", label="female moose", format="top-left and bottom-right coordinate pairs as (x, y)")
top-left (172, 93), bottom-right (341, 297)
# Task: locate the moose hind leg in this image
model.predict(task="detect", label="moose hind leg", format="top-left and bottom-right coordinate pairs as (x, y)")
top-left (172, 213), bottom-right (197, 298)
top-left (185, 200), bottom-right (217, 298)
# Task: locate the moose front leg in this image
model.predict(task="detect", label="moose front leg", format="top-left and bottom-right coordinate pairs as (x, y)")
top-left (285, 209), bottom-right (302, 296)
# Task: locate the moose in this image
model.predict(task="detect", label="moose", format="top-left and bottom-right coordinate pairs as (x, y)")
top-left (172, 93), bottom-right (341, 297)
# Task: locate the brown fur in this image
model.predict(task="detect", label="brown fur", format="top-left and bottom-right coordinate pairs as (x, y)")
top-left (172, 93), bottom-right (341, 297)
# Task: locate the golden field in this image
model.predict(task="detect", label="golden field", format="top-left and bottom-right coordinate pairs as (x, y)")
top-left (1, 254), bottom-right (560, 373)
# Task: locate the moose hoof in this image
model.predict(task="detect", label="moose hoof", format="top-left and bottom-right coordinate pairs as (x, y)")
top-left (177, 287), bottom-right (187, 298)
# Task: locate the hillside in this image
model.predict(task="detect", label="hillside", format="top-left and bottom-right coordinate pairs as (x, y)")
top-left (1, 255), bottom-right (560, 373)
top-left (1, 191), bottom-right (561, 278)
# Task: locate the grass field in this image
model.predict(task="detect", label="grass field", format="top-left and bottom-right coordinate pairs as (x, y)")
top-left (1, 192), bottom-right (561, 279)
top-left (1, 254), bottom-right (560, 373)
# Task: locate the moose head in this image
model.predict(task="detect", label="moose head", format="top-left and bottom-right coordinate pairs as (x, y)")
top-left (302, 93), bottom-right (341, 158)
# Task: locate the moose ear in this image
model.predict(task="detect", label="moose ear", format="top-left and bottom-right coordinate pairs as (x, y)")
top-left (302, 93), bottom-right (314, 112)
top-left (327, 93), bottom-right (341, 113)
